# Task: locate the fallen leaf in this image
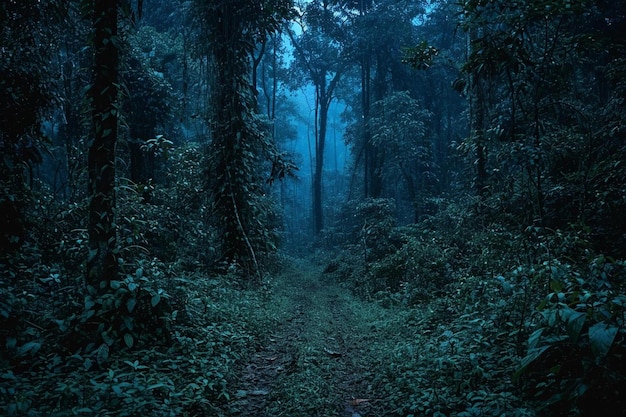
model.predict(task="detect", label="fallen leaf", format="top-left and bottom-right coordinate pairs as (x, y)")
top-left (324, 347), bottom-right (342, 357)
top-left (350, 398), bottom-right (371, 406)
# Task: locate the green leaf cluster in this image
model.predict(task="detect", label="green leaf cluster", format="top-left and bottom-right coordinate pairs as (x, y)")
top-left (514, 257), bottom-right (626, 415)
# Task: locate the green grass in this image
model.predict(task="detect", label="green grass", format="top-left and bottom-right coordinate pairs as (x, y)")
top-left (255, 257), bottom-right (536, 417)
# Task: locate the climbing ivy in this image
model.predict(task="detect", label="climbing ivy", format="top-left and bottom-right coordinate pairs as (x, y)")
top-left (192, 0), bottom-right (295, 276)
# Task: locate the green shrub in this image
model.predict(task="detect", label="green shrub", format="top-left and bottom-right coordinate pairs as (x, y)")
top-left (515, 256), bottom-right (626, 416)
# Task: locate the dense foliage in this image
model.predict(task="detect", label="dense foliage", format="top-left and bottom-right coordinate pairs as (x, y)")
top-left (1, 0), bottom-right (625, 416)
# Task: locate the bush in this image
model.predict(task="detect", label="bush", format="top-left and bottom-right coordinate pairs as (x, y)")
top-left (515, 256), bottom-right (626, 416)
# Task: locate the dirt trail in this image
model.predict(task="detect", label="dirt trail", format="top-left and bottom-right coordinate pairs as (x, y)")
top-left (228, 258), bottom-right (390, 417)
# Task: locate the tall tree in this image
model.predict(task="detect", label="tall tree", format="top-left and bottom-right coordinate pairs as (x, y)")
top-left (289, 0), bottom-right (347, 235)
top-left (193, 0), bottom-right (294, 273)
top-left (87, 0), bottom-right (120, 288)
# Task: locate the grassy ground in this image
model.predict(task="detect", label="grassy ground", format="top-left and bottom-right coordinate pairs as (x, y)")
top-left (231, 258), bottom-right (396, 416)
top-left (227, 256), bottom-right (534, 417)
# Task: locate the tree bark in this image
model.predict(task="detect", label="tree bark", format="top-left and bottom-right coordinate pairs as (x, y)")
top-left (473, 74), bottom-right (486, 195)
top-left (361, 51), bottom-right (371, 198)
top-left (87, 0), bottom-right (119, 288)
top-left (313, 80), bottom-right (328, 235)
top-left (311, 67), bottom-right (343, 236)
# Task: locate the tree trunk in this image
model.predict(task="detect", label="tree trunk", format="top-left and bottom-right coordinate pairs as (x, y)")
top-left (87, 0), bottom-right (119, 288)
top-left (471, 74), bottom-right (487, 195)
top-left (212, 6), bottom-right (245, 261)
top-left (313, 81), bottom-right (328, 235)
top-left (468, 28), bottom-right (487, 196)
top-left (361, 54), bottom-right (372, 198)
top-left (366, 52), bottom-right (387, 198)
top-left (206, 3), bottom-right (263, 276)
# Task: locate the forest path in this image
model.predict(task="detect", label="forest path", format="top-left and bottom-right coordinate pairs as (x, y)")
top-left (228, 258), bottom-right (403, 417)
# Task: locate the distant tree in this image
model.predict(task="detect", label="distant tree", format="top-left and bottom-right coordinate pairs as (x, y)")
top-left (49, 6), bottom-right (92, 201)
top-left (403, 0), bottom-right (468, 192)
top-left (341, 0), bottom-right (426, 199)
top-left (255, 34), bottom-right (288, 121)
top-left (369, 91), bottom-right (433, 222)
top-left (288, 0), bottom-right (348, 235)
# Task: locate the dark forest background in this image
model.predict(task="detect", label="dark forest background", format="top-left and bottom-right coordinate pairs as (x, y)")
top-left (1, 0), bottom-right (626, 416)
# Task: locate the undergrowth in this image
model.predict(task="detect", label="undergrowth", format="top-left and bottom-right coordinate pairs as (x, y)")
top-left (319, 196), bottom-right (626, 416)
top-left (0, 253), bottom-right (281, 416)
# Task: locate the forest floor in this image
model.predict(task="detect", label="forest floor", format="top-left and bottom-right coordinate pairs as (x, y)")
top-left (219, 255), bottom-right (534, 417)
top-left (228, 258), bottom-right (402, 416)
